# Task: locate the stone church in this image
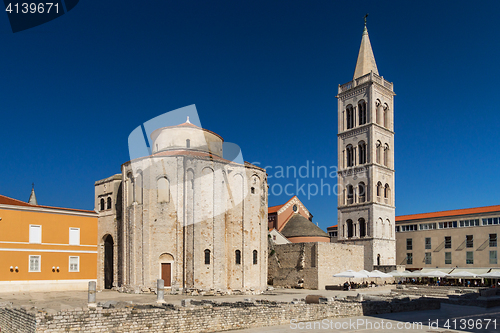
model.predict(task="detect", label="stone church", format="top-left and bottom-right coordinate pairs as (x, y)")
top-left (336, 22), bottom-right (397, 270)
top-left (95, 119), bottom-right (268, 293)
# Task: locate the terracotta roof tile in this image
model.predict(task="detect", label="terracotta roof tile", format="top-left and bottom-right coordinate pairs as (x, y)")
top-left (327, 224), bottom-right (338, 229)
top-left (268, 196), bottom-right (302, 214)
top-left (268, 204), bottom-right (284, 214)
top-left (0, 194), bottom-right (95, 214)
top-left (396, 205), bottom-right (500, 222)
top-left (0, 194), bottom-right (31, 207)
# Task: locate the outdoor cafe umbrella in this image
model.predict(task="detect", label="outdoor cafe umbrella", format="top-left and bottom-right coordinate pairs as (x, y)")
top-left (479, 271), bottom-right (500, 279)
top-left (388, 270), bottom-right (405, 277)
top-left (446, 271), bottom-right (477, 279)
top-left (358, 270), bottom-right (373, 277)
top-left (333, 270), bottom-right (369, 286)
top-left (333, 270), bottom-right (369, 279)
top-left (421, 270), bottom-right (448, 278)
top-left (370, 270), bottom-right (392, 278)
top-left (402, 270), bottom-right (423, 278)
top-left (478, 271), bottom-right (500, 286)
top-left (364, 270), bottom-right (392, 284)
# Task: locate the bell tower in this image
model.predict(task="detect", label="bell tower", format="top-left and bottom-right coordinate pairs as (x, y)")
top-left (336, 19), bottom-right (396, 270)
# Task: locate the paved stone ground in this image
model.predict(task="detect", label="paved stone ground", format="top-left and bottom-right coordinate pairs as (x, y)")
top-left (233, 303), bottom-right (500, 333)
top-left (3, 286), bottom-right (499, 333)
top-left (0, 286), bottom-right (395, 311)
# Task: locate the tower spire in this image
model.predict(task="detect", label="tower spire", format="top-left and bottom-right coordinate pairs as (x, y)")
top-left (28, 183), bottom-right (38, 205)
top-left (353, 14), bottom-right (379, 79)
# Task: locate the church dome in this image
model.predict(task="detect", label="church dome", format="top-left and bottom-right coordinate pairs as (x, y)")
top-left (150, 118), bottom-right (224, 157)
top-left (280, 213), bottom-right (330, 242)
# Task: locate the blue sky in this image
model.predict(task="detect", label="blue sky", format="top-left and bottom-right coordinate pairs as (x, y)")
top-left (1, 1), bottom-right (499, 232)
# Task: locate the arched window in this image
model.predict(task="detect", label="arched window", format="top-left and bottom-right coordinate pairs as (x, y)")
top-left (157, 177), bottom-right (170, 203)
top-left (235, 250), bottom-right (241, 265)
top-left (204, 249), bottom-right (210, 265)
top-left (186, 139), bottom-right (191, 148)
top-left (384, 184), bottom-right (390, 199)
top-left (346, 105), bottom-right (354, 129)
top-left (384, 144), bottom-right (389, 167)
top-left (359, 218), bottom-right (366, 237)
top-left (358, 141), bottom-right (366, 164)
top-left (135, 171), bottom-right (143, 204)
top-left (346, 184), bottom-right (354, 205)
top-left (376, 141), bottom-right (382, 164)
top-left (127, 172), bottom-right (134, 205)
top-left (107, 197), bottom-right (112, 210)
top-left (100, 198), bottom-right (105, 211)
top-left (253, 250), bottom-right (258, 265)
top-left (347, 219), bottom-right (354, 238)
top-left (376, 182), bottom-right (383, 197)
top-left (346, 145), bottom-right (354, 167)
top-left (358, 100), bottom-right (367, 125)
top-left (251, 187), bottom-right (255, 194)
top-left (375, 99), bottom-right (382, 125)
top-left (383, 104), bottom-right (389, 128)
top-left (358, 182), bottom-right (366, 203)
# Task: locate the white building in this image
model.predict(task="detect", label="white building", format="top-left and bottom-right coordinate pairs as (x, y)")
top-left (95, 119), bottom-right (268, 293)
top-left (336, 22), bottom-right (396, 270)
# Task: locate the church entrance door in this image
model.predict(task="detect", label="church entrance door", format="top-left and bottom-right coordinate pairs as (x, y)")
top-left (104, 235), bottom-right (114, 289)
top-left (161, 263), bottom-right (171, 287)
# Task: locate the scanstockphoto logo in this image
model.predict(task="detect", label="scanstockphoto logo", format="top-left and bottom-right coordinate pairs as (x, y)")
top-left (127, 104), bottom-right (249, 225)
top-left (3, 0), bottom-right (79, 33)
top-left (251, 161), bottom-right (360, 200)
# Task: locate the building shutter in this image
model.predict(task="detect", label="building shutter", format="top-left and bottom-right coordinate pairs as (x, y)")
top-left (29, 225), bottom-right (41, 243)
top-left (69, 228), bottom-right (80, 245)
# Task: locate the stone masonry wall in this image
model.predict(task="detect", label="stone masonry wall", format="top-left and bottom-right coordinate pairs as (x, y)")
top-left (268, 242), bottom-right (319, 289)
top-left (269, 242), bottom-right (365, 289)
top-left (0, 307), bottom-right (36, 333)
top-left (0, 297), bottom-right (440, 333)
top-left (317, 242), bottom-right (364, 289)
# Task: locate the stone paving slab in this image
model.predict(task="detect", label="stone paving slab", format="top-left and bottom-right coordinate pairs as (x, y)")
top-left (0, 286), bottom-right (395, 311)
top-left (233, 303), bottom-right (500, 333)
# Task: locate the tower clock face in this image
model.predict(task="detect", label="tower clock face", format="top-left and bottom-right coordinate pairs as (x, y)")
top-left (293, 204), bottom-right (298, 212)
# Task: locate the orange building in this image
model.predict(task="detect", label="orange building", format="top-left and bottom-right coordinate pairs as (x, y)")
top-left (268, 196), bottom-right (329, 243)
top-left (0, 190), bottom-right (98, 292)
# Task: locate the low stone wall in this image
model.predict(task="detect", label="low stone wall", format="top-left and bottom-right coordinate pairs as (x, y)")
top-left (392, 286), bottom-right (500, 308)
top-left (269, 242), bottom-right (364, 290)
top-left (0, 306), bottom-right (36, 333)
top-left (0, 298), bottom-right (440, 333)
top-left (479, 288), bottom-right (498, 297)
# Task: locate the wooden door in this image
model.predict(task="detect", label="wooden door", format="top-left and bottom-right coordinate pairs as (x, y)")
top-left (161, 263), bottom-right (171, 287)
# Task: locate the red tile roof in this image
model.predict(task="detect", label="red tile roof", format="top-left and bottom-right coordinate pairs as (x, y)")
top-left (0, 194), bottom-right (31, 207)
top-left (0, 194), bottom-right (95, 214)
top-left (268, 204), bottom-right (284, 214)
top-left (268, 196), bottom-right (302, 214)
top-left (396, 205), bottom-right (500, 222)
top-left (327, 224), bottom-right (338, 229)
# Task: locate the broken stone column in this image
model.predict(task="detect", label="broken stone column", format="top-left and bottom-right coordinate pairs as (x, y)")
top-left (88, 281), bottom-right (97, 308)
top-left (181, 299), bottom-right (193, 307)
top-left (157, 279), bottom-right (165, 304)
